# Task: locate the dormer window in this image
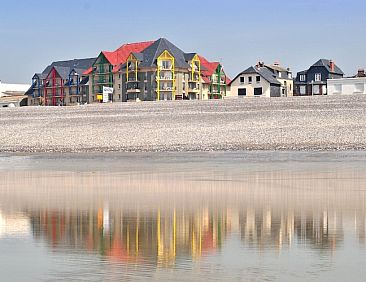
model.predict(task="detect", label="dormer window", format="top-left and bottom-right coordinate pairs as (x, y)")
top-left (315, 73), bottom-right (322, 82)
top-left (299, 74), bottom-right (306, 82)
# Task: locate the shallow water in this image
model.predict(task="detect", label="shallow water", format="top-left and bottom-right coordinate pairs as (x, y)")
top-left (1, 151), bottom-right (366, 281)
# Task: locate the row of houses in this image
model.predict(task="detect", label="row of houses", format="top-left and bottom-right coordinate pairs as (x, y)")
top-left (229, 59), bottom-right (366, 98)
top-left (26, 38), bottom-right (230, 106)
top-left (25, 38), bottom-right (366, 106)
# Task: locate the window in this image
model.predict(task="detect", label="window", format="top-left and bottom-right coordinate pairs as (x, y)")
top-left (300, 74), bottom-right (306, 82)
top-left (240, 77), bottom-right (245, 84)
top-left (315, 73), bottom-right (322, 82)
top-left (118, 74), bottom-right (121, 79)
top-left (334, 84), bottom-right (342, 94)
top-left (256, 76), bottom-right (261, 83)
top-left (238, 88), bottom-right (246, 96)
top-left (313, 85), bottom-right (320, 95)
top-left (288, 73), bottom-right (292, 79)
top-left (300, 86), bottom-right (306, 95)
top-left (355, 83), bottom-right (364, 93)
top-left (278, 72), bottom-right (282, 78)
top-left (118, 84), bottom-right (121, 90)
top-left (254, 87), bottom-right (263, 95)
top-left (248, 76), bottom-right (252, 84)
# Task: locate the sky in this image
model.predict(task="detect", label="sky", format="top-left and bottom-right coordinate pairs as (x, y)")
top-left (0, 0), bottom-right (365, 83)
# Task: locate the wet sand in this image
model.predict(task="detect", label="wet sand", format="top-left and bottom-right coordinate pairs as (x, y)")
top-left (0, 95), bottom-right (366, 152)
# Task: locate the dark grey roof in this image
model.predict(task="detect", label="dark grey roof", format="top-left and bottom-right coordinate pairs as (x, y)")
top-left (42, 58), bottom-right (96, 75)
top-left (25, 83), bottom-right (35, 96)
top-left (80, 76), bottom-right (89, 85)
top-left (297, 70), bottom-right (307, 75)
top-left (139, 38), bottom-right (190, 69)
top-left (131, 52), bottom-right (144, 61)
top-left (311, 59), bottom-right (344, 75)
top-left (229, 66), bottom-right (281, 86)
top-left (32, 73), bottom-right (46, 80)
top-left (53, 66), bottom-right (72, 80)
top-left (184, 53), bottom-right (197, 62)
top-left (70, 68), bottom-right (85, 76)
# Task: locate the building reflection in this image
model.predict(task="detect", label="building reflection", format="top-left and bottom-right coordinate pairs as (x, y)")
top-left (25, 203), bottom-right (353, 266)
top-left (239, 208), bottom-right (344, 252)
top-left (29, 207), bottom-right (229, 266)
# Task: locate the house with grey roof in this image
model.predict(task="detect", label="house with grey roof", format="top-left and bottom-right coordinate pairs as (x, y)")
top-left (119, 38), bottom-right (206, 101)
top-left (27, 58), bottom-right (95, 106)
top-left (263, 62), bottom-right (294, 96)
top-left (295, 59), bottom-right (344, 96)
top-left (228, 64), bottom-right (282, 98)
top-left (119, 38), bottom-right (229, 101)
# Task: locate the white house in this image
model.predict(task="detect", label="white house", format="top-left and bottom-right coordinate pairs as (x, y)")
top-left (328, 69), bottom-right (366, 95)
top-left (229, 64), bottom-right (282, 98)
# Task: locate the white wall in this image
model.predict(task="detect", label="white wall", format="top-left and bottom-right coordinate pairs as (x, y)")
top-left (328, 77), bottom-right (366, 95)
top-left (0, 81), bottom-right (30, 97)
top-left (230, 73), bottom-right (271, 97)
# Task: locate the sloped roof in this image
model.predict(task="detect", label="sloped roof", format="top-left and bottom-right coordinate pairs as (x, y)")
top-left (32, 73), bottom-right (47, 80)
top-left (97, 41), bottom-right (154, 73)
top-left (311, 59), bottom-right (344, 75)
top-left (70, 68), bottom-right (85, 76)
top-left (43, 58), bottom-right (95, 75)
top-left (199, 55), bottom-right (220, 76)
top-left (80, 76), bottom-right (89, 86)
top-left (184, 53), bottom-right (197, 62)
top-left (199, 55), bottom-right (231, 84)
top-left (139, 38), bottom-right (190, 69)
top-left (229, 66), bottom-right (281, 86)
top-left (53, 66), bottom-right (72, 80)
top-left (265, 64), bottom-right (290, 73)
top-left (131, 52), bottom-right (144, 61)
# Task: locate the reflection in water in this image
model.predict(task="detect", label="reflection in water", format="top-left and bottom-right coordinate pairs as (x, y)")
top-left (25, 205), bottom-right (351, 263)
top-left (28, 207), bottom-right (228, 266)
top-left (1, 152), bottom-right (366, 281)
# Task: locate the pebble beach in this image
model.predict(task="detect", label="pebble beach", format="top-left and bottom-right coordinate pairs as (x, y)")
top-left (1, 95), bottom-right (366, 153)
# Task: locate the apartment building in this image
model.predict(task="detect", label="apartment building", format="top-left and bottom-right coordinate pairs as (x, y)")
top-left (27, 58), bottom-right (95, 106)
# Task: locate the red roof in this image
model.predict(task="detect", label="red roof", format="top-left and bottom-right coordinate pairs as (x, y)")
top-left (199, 55), bottom-right (220, 77)
top-left (83, 67), bottom-right (93, 75)
top-left (107, 41), bottom-right (154, 73)
top-left (83, 41), bottom-right (154, 75)
top-left (199, 55), bottom-right (231, 84)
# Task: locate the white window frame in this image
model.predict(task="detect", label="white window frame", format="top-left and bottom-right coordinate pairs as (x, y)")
top-left (300, 74), bottom-right (306, 82)
top-left (240, 77), bottom-right (245, 84)
top-left (315, 73), bottom-right (322, 82)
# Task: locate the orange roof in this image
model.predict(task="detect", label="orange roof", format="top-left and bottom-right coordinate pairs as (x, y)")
top-left (83, 41), bottom-right (154, 75)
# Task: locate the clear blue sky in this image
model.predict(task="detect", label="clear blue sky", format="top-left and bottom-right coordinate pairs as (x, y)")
top-left (0, 0), bottom-right (365, 83)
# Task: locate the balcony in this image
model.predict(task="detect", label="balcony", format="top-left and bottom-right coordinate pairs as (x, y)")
top-left (127, 78), bottom-right (140, 83)
top-left (95, 79), bottom-right (112, 85)
top-left (127, 88), bottom-right (141, 93)
top-left (156, 76), bottom-right (174, 81)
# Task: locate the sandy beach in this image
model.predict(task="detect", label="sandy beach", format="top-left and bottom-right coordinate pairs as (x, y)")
top-left (1, 95), bottom-right (366, 153)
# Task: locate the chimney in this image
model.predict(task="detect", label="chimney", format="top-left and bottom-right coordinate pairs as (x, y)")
top-left (357, 68), bottom-right (365, 77)
top-left (330, 60), bottom-right (335, 72)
